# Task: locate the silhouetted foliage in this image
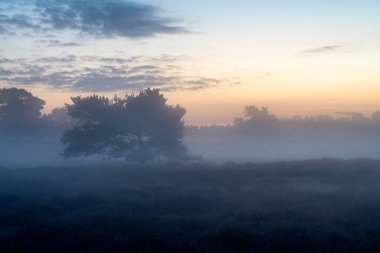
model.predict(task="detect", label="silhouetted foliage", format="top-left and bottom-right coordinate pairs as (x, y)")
top-left (233, 105), bottom-right (278, 132)
top-left (0, 87), bottom-right (45, 134)
top-left (61, 88), bottom-right (188, 163)
top-left (189, 105), bottom-right (380, 136)
top-left (237, 106), bottom-right (277, 124)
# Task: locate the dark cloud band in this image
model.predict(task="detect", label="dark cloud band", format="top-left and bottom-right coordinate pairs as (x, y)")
top-left (0, 0), bottom-right (187, 38)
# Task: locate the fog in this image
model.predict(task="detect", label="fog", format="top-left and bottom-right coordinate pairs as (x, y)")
top-left (186, 132), bottom-right (380, 162)
top-left (186, 124), bottom-right (380, 163)
top-left (0, 88), bottom-right (379, 167)
top-left (0, 136), bottom-right (112, 168)
top-left (184, 106), bottom-right (380, 162)
top-left (1, 116), bottom-right (379, 167)
top-left (1, 89), bottom-right (380, 253)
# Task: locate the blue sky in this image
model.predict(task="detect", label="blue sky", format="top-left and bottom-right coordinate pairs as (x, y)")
top-left (0, 0), bottom-right (379, 124)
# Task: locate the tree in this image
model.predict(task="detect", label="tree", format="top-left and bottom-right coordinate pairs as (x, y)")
top-left (61, 88), bottom-right (188, 163)
top-left (0, 87), bottom-right (45, 133)
top-left (244, 106), bottom-right (277, 122)
top-left (233, 105), bottom-right (277, 132)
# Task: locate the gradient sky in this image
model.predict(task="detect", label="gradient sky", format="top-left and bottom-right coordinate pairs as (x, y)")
top-left (0, 0), bottom-right (379, 124)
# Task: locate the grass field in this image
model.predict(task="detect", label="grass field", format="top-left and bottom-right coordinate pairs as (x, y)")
top-left (1, 159), bottom-right (380, 253)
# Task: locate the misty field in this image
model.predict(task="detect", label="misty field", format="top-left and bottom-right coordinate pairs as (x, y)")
top-left (1, 159), bottom-right (380, 253)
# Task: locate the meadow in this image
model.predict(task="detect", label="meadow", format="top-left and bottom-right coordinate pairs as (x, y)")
top-left (1, 159), bottom-right (380, 253)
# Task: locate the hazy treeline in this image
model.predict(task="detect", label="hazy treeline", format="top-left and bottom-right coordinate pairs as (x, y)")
top-left (188, 105), bottom-right (380, 135)
top-left (1, 89), bottom-right (379, 166)
top-left (186, 106), bottom-right (380, 162)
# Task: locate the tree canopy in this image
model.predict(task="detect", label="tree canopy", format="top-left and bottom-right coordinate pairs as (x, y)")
top-left (0, 87), bottom-right (45, 133)
top-left (61, 88), bottom-right (188, 163)
top-left (233, 105), bottom-right (278, 132)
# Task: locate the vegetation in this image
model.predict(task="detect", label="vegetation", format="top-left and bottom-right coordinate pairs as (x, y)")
top-left (0, 88), bottom-right (189, 163)
top-left (1, 159), bottom-right (380, 253)
top-left (188, 105), bottom-right (380, 136)
top-left (0, 87), bottom-right (45, 134)
top-left (62, 88), bottom-right (188, 163)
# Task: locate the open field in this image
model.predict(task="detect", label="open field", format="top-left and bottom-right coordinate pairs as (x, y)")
top-left (1, 159), bottom-right (380, 252)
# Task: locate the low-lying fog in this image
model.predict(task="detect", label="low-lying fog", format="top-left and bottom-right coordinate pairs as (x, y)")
top-left (1, 88), bottom-right (379, 167)
top-left (1, 121), bottom-right (379, 167)
top-left (185, 130), bottom-right (380, 163)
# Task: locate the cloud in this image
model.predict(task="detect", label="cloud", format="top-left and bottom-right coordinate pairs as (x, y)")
top-left (35, 39), bottom-right (83, 47)
top-left (0, 13), bottom-right (40, 35)
top-left (0, 67), bottom-right (14, 75)
top-left (128, 65), bottom-right (159, 74)
top-left (0, 55), bottom-right (233, 92)
top-left (303, 45), bottom-right (342, 54)
top-left (73, 73), bottom-right (177, 92)
top-left (0, 0), bottom-right (187, 39)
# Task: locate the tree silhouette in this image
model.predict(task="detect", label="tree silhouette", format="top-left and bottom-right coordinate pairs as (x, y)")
top-left (233, 105), bottom-right (278, 132)
top-left (61, 88), bottom-right (188, 163)
top-left (243, 106), bottom-right (277, 122)
top-left (0, 87), bottom-right (45, 133)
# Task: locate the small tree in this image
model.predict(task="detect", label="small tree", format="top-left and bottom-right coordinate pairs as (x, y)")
top-left (233, 105), bottom-right (277, 132)
top-left (0, 87), bottom-right (45, 133)
top-left (61, 88), bottom-right (188, 163)
top-left (243, 106), bottom-right (277, 122)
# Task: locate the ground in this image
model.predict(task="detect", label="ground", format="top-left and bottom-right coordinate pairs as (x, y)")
top-left (1, 159), bottom-right (380, 253)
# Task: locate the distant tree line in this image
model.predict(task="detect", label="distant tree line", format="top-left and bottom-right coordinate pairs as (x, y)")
top-left (187, 105), bottom-right (380, 135)
top-left (1, 87), bottom-right (379, 161)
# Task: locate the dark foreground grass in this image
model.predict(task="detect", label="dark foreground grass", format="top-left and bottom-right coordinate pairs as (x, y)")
top-left (1, 159), bottom-right (380, 253)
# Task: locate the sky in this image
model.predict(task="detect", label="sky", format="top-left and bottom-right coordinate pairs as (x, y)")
top-left (0, 0), bottom-right (379, 125)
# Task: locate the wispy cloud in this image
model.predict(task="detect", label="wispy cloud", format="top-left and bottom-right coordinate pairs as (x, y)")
top-left (0, 55), bottom-right (233, 92)
top-left (303, 45), bottom-right (342, 54)
top-left (34, 39), bottom-right (83, 47)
